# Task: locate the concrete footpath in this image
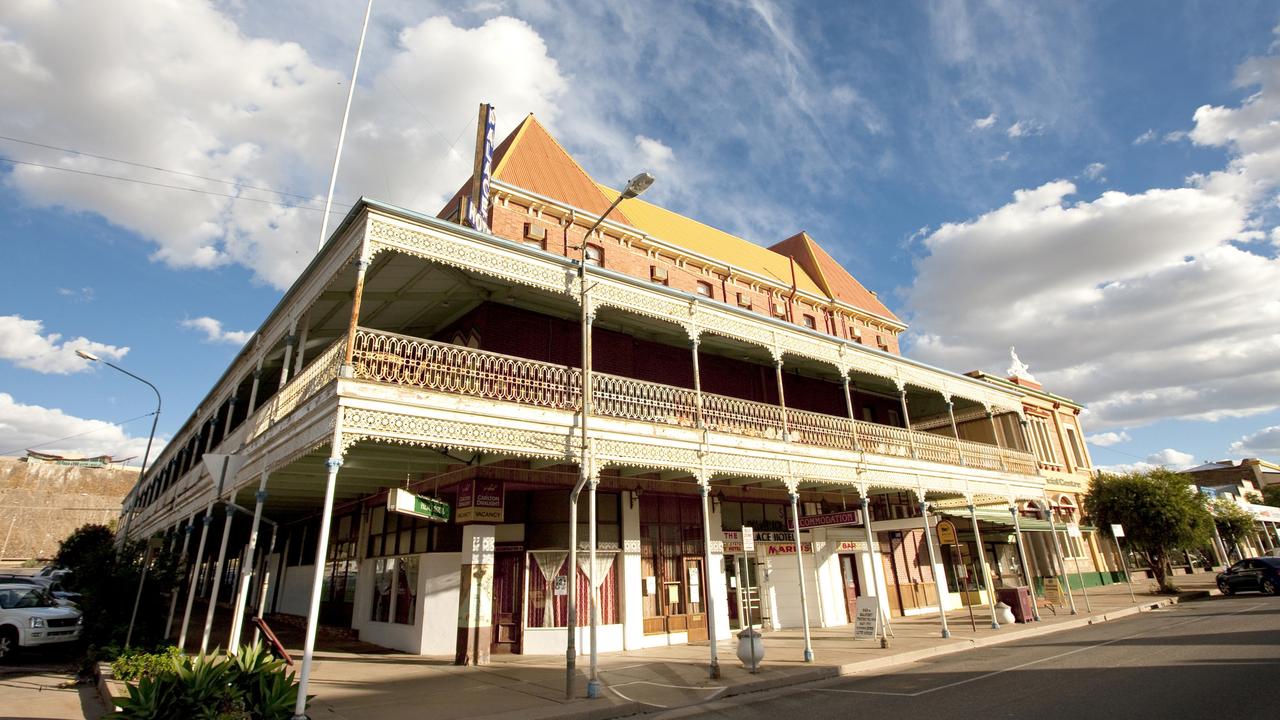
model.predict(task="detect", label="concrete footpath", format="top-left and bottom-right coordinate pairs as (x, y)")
top-left (298, 572), bottom-right (1219, 720)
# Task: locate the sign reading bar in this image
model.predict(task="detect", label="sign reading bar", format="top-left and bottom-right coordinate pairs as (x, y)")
top-left (1110, 523), bottom-right (1125, 538)
top-left (786, 509), bottom-right (863, 530)
top-left (936, 519), bottom-right (958, 545)
top-left (387, 487), bottom-right (450, 523)
top-left (456, 478), bottom-right (504, 523)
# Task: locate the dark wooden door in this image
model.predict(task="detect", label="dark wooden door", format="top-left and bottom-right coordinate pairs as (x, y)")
top-left (683, 557), bottom-right (708, 642)
top-left (491, 553), bottom-right (524, 654)
top-left (881, 551), bottom-right (905, 617)
top-left (838, 554), bottom-right (861, 623)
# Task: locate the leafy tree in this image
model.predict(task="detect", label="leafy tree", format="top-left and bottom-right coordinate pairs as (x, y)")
top-left (1244, 491), bottom-right (1263, 504)
top-left (55, 524), bottom-right (182, 649)
top-left (1212, 498), bottom-right (1257, 559)
top-left (1084, 469), bottom-right (1214, 592)
top-left (1262, 484), bottom-right (1280, 508)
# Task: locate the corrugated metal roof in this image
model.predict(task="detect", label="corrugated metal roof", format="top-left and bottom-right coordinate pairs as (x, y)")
top-left (596, 184), bottom-right (826, 296)
top-left (770, 231), bottom-right (898, 321)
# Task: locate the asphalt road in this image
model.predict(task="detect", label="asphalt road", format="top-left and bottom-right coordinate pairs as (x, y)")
top-left (662, 595), bottom-right (1279, 720)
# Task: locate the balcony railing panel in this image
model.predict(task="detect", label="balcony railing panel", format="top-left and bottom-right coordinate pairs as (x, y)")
top-left (349, 327), bottom-right (1039, 475)
top-left (352, 328), bottom-right (580, 410)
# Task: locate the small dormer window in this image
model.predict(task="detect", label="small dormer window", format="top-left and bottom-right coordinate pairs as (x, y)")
top-left (736, 292), bottom-right (752, 310)
top-left (650, 265), bottom-right (669, 284)
top-left (584, 245), bottom-right (603, 266)
top-left (772, 300), bottom-right (787, 318)
top-left (696, 281), bottom-right (713, 298)
top-left (802, 314), bottom-right (817, 330)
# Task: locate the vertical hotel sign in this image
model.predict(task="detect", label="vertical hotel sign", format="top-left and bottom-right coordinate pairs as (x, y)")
top-left (456, 478), bottom-right (504, 523)
top-left (467, 103), bottom-right (496, 233)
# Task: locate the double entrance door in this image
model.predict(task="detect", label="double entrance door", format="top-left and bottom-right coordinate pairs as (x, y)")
top-left (640, 496), bottom-right (708, 640)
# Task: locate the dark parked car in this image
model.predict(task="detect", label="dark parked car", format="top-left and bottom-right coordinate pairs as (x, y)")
top-left (1216, 557), bottom-right (1280, 596)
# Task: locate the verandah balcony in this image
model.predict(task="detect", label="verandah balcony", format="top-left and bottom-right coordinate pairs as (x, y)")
top-left (348, 327), bottom-right (1039, 476)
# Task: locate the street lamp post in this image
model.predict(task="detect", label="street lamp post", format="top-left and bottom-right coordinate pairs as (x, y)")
top-left (76, 350), bottom-right (161, 540)
top-left (566, 172), bottom-right (653, 701)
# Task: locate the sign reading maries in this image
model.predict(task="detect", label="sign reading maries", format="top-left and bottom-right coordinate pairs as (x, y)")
top-left (456, 478), bottom-right (504, 523)
top-left (785, 509), bottom-right (863, 530)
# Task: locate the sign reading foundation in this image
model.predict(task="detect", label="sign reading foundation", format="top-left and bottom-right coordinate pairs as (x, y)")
top-left (936, 519), bottom-right (958, 545)
top-left (853, 596), bottom-right (881, 640)
top-left (387, 487), bottom-right (451, 523)
top-left (456, 478), bottom-right (505, 523)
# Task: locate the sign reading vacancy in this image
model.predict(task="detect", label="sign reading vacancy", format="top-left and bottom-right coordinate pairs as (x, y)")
top-left (456, 478), bottom-right (505, 523)
top-left (387, 487), bottom-right (450, 523)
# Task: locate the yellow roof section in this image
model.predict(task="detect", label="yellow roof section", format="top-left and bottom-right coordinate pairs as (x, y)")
top-left (596, 184), bottom-right (826, 297)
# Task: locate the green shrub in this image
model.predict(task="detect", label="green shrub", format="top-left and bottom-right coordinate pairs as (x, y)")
top-left (114, 642), bottom-right (304, 720)
top-left (111, 646), bottom-right (183, 682)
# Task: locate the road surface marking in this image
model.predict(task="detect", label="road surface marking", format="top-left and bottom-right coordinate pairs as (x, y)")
top-left (813, 602), bottom-right (1264, 698)
top-left (608, 681), bottom-right (728, 708)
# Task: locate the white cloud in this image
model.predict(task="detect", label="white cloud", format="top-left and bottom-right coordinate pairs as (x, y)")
top-left (972, 113), bottom-right (998, 130)
top-left (907, 44), bottom-right (1280, 432)
top-left (1086, 431), bottom-right (1130, 447)
top-left (181, 316), bottom-right (253, 346)
top-left (0, 2), bottom-right (568, 289)
top-left (1082, 162), bottom-right (1106, 181)
top-left (0, 393), bottom-right (163, 462)
top-left (1229, 425), bottom-right (1280, 456)
top-left (1133, 129), bottom-right (1157, 145)
top-left (1006, 120), bottom-right (1043, 138)
top-left (1164, 130), bottom-right (1188, 143)
top-left (57, 286), bottom-right (94, 302)
top-left (0, 315), bottom-right (128, 374)
top-left (1096, 447), bottom-right (1197, 475)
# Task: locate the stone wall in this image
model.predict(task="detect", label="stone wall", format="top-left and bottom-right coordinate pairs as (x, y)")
top-left (0, 457), bottom-right (134, 562)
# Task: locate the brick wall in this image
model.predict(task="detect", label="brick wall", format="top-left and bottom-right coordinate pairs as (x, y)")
top-left (489, 201), bottom-right (902, 355)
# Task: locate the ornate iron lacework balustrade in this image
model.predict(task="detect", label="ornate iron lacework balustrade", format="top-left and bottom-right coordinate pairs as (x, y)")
top-left (350, 327), bottom-right (1036, 473)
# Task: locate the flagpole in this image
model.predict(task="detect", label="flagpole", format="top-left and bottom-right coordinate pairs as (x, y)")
top-left (316, 0), bottom-right (374, 251)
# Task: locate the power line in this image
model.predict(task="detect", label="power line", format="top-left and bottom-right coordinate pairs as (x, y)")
top-left (0, 410), bottom-right (159, 458)
top-left (0, 134), bottom-right (332, 205)
top-left (0, 157), bottom-right (347, 214)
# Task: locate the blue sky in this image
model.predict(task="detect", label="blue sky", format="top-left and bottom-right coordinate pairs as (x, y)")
top-left (2, 0), bottom-right (1280, 473)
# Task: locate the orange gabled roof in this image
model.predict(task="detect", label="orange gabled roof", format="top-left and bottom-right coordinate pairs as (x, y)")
top-left (770, 232), bottom-right (898, 322)
top-left (490, 114), bottom-right (631, 224)
top-left (438, 114), bottom-right (631, 224)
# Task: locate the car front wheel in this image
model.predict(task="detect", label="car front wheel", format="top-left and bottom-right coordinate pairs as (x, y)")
top-left (1218, 579), bottom-right (1235, 596)
top-left (0, 627), bottom-right (16, 662)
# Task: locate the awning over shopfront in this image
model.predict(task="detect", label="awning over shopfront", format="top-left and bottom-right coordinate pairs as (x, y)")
top-left (935, 507), bottom-right (1096, 534)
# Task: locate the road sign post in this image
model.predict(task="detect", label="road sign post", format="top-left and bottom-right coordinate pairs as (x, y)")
top-left (1110, 524), bottom-right (1136, 603)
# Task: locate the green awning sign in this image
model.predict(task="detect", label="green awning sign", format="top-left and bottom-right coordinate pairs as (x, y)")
top-left (388, 487), bottom-right (451, 523)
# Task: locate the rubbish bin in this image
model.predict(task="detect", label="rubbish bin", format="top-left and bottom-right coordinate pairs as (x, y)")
top-left (996, 586), bottom-right (1034, 623)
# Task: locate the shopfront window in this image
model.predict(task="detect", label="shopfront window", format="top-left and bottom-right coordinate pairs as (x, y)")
top-left (525, 552), bottom-right (618, 627)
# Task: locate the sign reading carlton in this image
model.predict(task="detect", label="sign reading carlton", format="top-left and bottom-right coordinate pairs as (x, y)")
top-left (456, 478), bottom-right (505, 523)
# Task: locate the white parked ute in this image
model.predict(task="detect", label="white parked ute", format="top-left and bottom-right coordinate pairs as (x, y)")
top-left (0, 582), bottom-right (83, 660)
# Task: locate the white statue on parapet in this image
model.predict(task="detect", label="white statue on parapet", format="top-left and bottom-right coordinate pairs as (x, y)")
top-left (1007, 346), bottom-right (1037, 382)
